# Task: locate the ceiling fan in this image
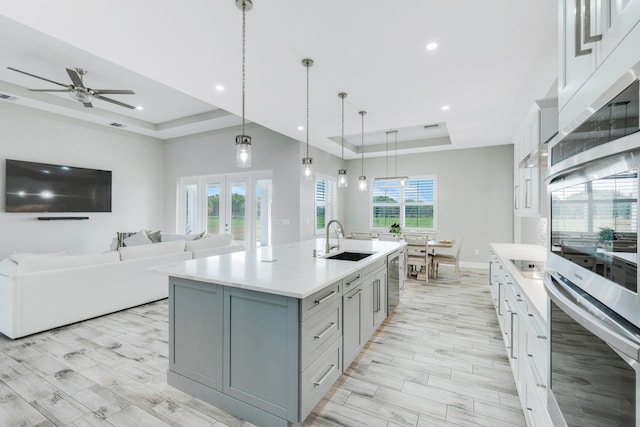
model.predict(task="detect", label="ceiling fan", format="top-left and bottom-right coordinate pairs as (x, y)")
top-left (7, 66), bottom-right (136, 109)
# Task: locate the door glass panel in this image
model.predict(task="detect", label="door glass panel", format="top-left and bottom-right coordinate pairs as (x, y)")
top-left (207, 183), bottom-right (221, 234)
top-left (231, 183), bottom-right (246, 241)
top-left (256, 179), bottom-right (272, 247)
top-left (184, 183), bottom-right (198, 234)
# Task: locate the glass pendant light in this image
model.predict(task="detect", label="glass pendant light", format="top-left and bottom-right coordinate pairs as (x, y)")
top-left (358, 110), bottom-right (367, 192)
top-left (338, 92), bottom-right (348, 188)
top-left (235, 0), bottom-right (253, 168)
top-left (301, 58), bottom-right (314, 180)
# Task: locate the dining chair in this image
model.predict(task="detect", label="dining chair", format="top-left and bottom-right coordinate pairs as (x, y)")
top-left (405, 235), bottom-right (432, 283)
top-left (378, 233), bottom-right (399, 241)
top-left (351, 232), bottom-right (373, 240)
top-left (433, 233), bottom-right (465, 281)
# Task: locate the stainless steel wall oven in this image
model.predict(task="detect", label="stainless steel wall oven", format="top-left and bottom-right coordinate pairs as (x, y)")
top-left (546, 77), bottom-right (640, 426)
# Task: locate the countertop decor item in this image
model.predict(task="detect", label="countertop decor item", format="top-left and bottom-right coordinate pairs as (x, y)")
top-left (389, 222), bottom-right (401, 236)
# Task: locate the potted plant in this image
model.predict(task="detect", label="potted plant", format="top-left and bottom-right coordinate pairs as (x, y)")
top-left (389, 222), bottom-right (401, 238)
top-left (598, 226), bottom-right (615, 245)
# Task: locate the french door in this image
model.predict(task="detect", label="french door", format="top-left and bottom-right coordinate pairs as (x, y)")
top-left (178, 172), bottom-right (272, 247)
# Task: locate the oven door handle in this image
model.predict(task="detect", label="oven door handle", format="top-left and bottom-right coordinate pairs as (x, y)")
top-left (544, 271), bottom-right (640, 361)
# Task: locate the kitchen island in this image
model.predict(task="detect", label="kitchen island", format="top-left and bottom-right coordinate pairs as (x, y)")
top-left (155, 238), bottom-right (405, 427)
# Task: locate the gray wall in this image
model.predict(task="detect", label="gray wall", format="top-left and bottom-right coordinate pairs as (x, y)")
top-left (344, 144), bottom-right (514, 266)
top-left (0, 102), bottom-right (165, 258)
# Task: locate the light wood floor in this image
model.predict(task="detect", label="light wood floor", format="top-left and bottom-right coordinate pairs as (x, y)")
top-left (0, 268), bottom-right (525, 427)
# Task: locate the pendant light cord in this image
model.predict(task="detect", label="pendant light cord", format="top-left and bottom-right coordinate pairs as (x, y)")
top-left (394, 131), bottom-right (398, 175)
top-left (306, 63), bottom-right (310, 158)
top-left (341, 95), bottom-right (345, 168)
top-left (386, 132), bottom-right (389, 177)
top-left (361, 113), bottom-right (364, 175)
top-left (241, 1), bottom-right (246, 136)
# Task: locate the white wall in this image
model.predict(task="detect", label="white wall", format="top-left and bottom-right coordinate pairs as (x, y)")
top-left (344, 144), bottom-right (514, 265)
top-left (163, 123), bottom-right (308, 245)
top-left (298, 143), bottom-right (347, 241)
top-left (0, 102), bottom-right (165, 258)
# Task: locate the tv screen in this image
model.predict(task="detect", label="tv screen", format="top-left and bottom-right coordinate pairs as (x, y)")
top-left (5, 159), bottom-right (112, 213)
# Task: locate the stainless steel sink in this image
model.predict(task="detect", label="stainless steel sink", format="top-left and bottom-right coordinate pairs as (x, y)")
top-left (324, 251), bottom-right (374, 261)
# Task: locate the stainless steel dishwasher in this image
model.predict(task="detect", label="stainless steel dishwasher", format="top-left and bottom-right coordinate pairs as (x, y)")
top-left (387, 248), bottom-right (404, 313)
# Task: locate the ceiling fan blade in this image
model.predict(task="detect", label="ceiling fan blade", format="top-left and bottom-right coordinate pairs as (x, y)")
top-left (83, 102), bottom-right (93, 108)
top-left (28, 89), bottom-right (71, 92)
top-left (7, 67), bottom-right (69, 88)
top-left (92, 89), bottom-right (135, 95)
top-left (94, 94), bottom-right (136, 109)
top-left (66, 68), bottom-right (85, 88)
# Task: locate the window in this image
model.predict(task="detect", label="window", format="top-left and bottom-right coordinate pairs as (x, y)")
top-left (315, 176), bottom-right (336, 234)
top-left (372, 176), bottom-right (436, 231)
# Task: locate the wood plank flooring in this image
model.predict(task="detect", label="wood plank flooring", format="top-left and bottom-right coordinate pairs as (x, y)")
top-left (0, 267), bottom-right (525, 426)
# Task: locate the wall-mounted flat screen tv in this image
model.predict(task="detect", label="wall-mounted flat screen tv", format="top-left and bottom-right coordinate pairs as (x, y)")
top-left (4, 159), bottom-right (112, 213)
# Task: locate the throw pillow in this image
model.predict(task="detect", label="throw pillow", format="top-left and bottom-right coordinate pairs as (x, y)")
top-left (146, 230), bottom-right (162, 243)
top-left (9, 251), bottom-right (66, 264)
top-left (115, 232), bottom-right (137, 249)
top-left (123, 230), bottom-right (153, 247)
top-left (0, 258), bottom-right (18, 276)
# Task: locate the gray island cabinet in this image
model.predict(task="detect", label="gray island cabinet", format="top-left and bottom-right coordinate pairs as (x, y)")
top-left (156, 239), bottom-right (404, 427)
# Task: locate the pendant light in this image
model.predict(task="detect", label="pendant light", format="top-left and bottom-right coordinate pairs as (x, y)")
top-left (338, 92), bottom-right (348, 188)
top-left (301, 58), bottom-right (314, 180)
top-left (395, 130), bottom-right (407, 187)
top-left (235, 0), bottom-right (252, 168)
top-left (374, 130), bottom-right (408, 187)
top-left (358, 110), bottom-right (367, 192)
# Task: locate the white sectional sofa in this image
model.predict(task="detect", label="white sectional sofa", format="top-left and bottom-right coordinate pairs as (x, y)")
top-left (0, 234), bottom-right (244, 339)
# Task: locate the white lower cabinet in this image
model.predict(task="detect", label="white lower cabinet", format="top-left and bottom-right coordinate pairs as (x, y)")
top-left (490, 250), bottom-right (552, 426)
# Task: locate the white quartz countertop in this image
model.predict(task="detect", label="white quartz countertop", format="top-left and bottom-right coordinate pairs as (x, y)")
top-left (490, 243), bottom-right (548, 322)
top-left (155, 238), bottom-right (405, 299)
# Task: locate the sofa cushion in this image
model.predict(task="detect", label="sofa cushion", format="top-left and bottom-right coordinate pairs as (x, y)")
top-left (185, 233), bottom-right (233, 252)
top-left (17, 252), bottom-right (121, 274)
top-left (124, 230), bottom-right (153, 247)
top-left (161, 232), bottom-right (205, 242)
top-left (9, 251), bottom-right (66, 264)
top-left (0, 258), bottom-right (18, 277)
top-left (118, 240), bottom-right (186, 261)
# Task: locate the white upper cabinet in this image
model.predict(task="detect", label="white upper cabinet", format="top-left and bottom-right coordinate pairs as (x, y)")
top-left (559, 0), bottom-right (640, 130)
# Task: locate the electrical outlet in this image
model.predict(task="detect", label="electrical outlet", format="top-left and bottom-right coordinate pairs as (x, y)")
top-left (474, 249), bottom-right (479, 255)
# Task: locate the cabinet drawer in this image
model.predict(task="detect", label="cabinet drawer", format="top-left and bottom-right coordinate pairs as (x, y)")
top-left (301, 280), bottom-right (341, 321)
top-left (300, 298), bottom-right (341, 370)
top-left (300, 336), bottom-right (342, 421)
top-left (362, 258), bottom-right (386, 277)
top-left (342, 271), bottom-right (363, 293)
top-left (524, 361), bottom-right (552, 426)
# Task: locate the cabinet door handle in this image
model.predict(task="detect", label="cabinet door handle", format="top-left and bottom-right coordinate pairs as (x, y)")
top-left (514, 185), bottom-right (520, 209)
top-left (575, 0), bottom-right (601, 56)
top-left (314, 322), bottom-right (335, 340)
top-left (583, 0), bottom-right (602, 44)
top-left (345, 274), bottom-right (360, 287)
top-left (347, 289), bottom-right (362, 299)
top-left (314, 290), bottom-right (336, 305)
top-left (313, 364), bottom-right (336, 386)
top-left (524, 178), bottom-right (531, 208)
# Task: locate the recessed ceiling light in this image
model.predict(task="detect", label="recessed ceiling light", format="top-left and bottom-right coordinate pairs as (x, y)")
top-left (298, 126), bottom-right (304, 131)
top-left (441, 105), bottom-right (450, 111)
top-left (426, 42), bottom-right (438, 51)
top-left (215, 84), bottom-right (225, 91)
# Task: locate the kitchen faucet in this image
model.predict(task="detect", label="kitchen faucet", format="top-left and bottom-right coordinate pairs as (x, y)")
top-left (325, 219), bottom-right (345, 253)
